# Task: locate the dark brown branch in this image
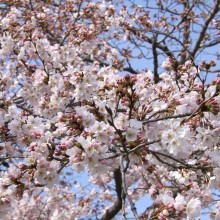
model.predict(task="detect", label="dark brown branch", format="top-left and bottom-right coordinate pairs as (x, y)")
top-left (150, 151), bottom-right (179, 169)
top-left (190, 0), bottom-right (220, 58)
top-left (101, 168), bottom-right (122, 220)
top-left (148, 149), bottom-right (187, 167)
top-left (200, 68), bottom-right (220, 73)
top-left (143, 113), bottom-right (192, 125)
top-left (127, 26), bottom-right (176, 61)
top-left (200, 38), bottom-right (220, 48)
top-left (152, 35), bottom-right (159, 83)
top-left (148, 149), bottom-right (212, 171)
top-left (154, 30), bottom-right (192, 58)
top-left (123, 66), bottom-right (138, 74)
top-left (158, 0), bottom-right (197, 48)
top-left (180, 93), bottom-right (218, 125)
top-left (57, 160), bottom-right (69, 174)
top-left (128, 139), bottom-right (160, 154)
top-left (0, 156), bottom-right (25, 160)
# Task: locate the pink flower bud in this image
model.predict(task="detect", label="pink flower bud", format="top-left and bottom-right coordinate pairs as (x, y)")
top-left (19, 164), bottom-right (27, 171)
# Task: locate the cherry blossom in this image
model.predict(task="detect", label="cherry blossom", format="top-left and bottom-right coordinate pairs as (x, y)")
top-left (186, 198), bottom-right (201, 220)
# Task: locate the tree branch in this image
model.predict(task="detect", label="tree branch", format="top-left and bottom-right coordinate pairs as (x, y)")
top-left (143, 113), bottom-right (192, 125)
top-left (101, 168), bottom-right (123, 220)
top-left (127, 26), bottom-right (177, 61)
top-left (152, 35), bottom-right (159, 82)
top-left (190, 0), bottom-right (220, 58)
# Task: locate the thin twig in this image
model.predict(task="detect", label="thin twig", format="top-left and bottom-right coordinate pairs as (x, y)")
top-left (143, 113), bottom-right (192, 124)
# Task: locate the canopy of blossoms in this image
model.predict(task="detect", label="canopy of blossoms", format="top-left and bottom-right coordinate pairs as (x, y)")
top-left (0, 0), bottom-right (219, 219)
